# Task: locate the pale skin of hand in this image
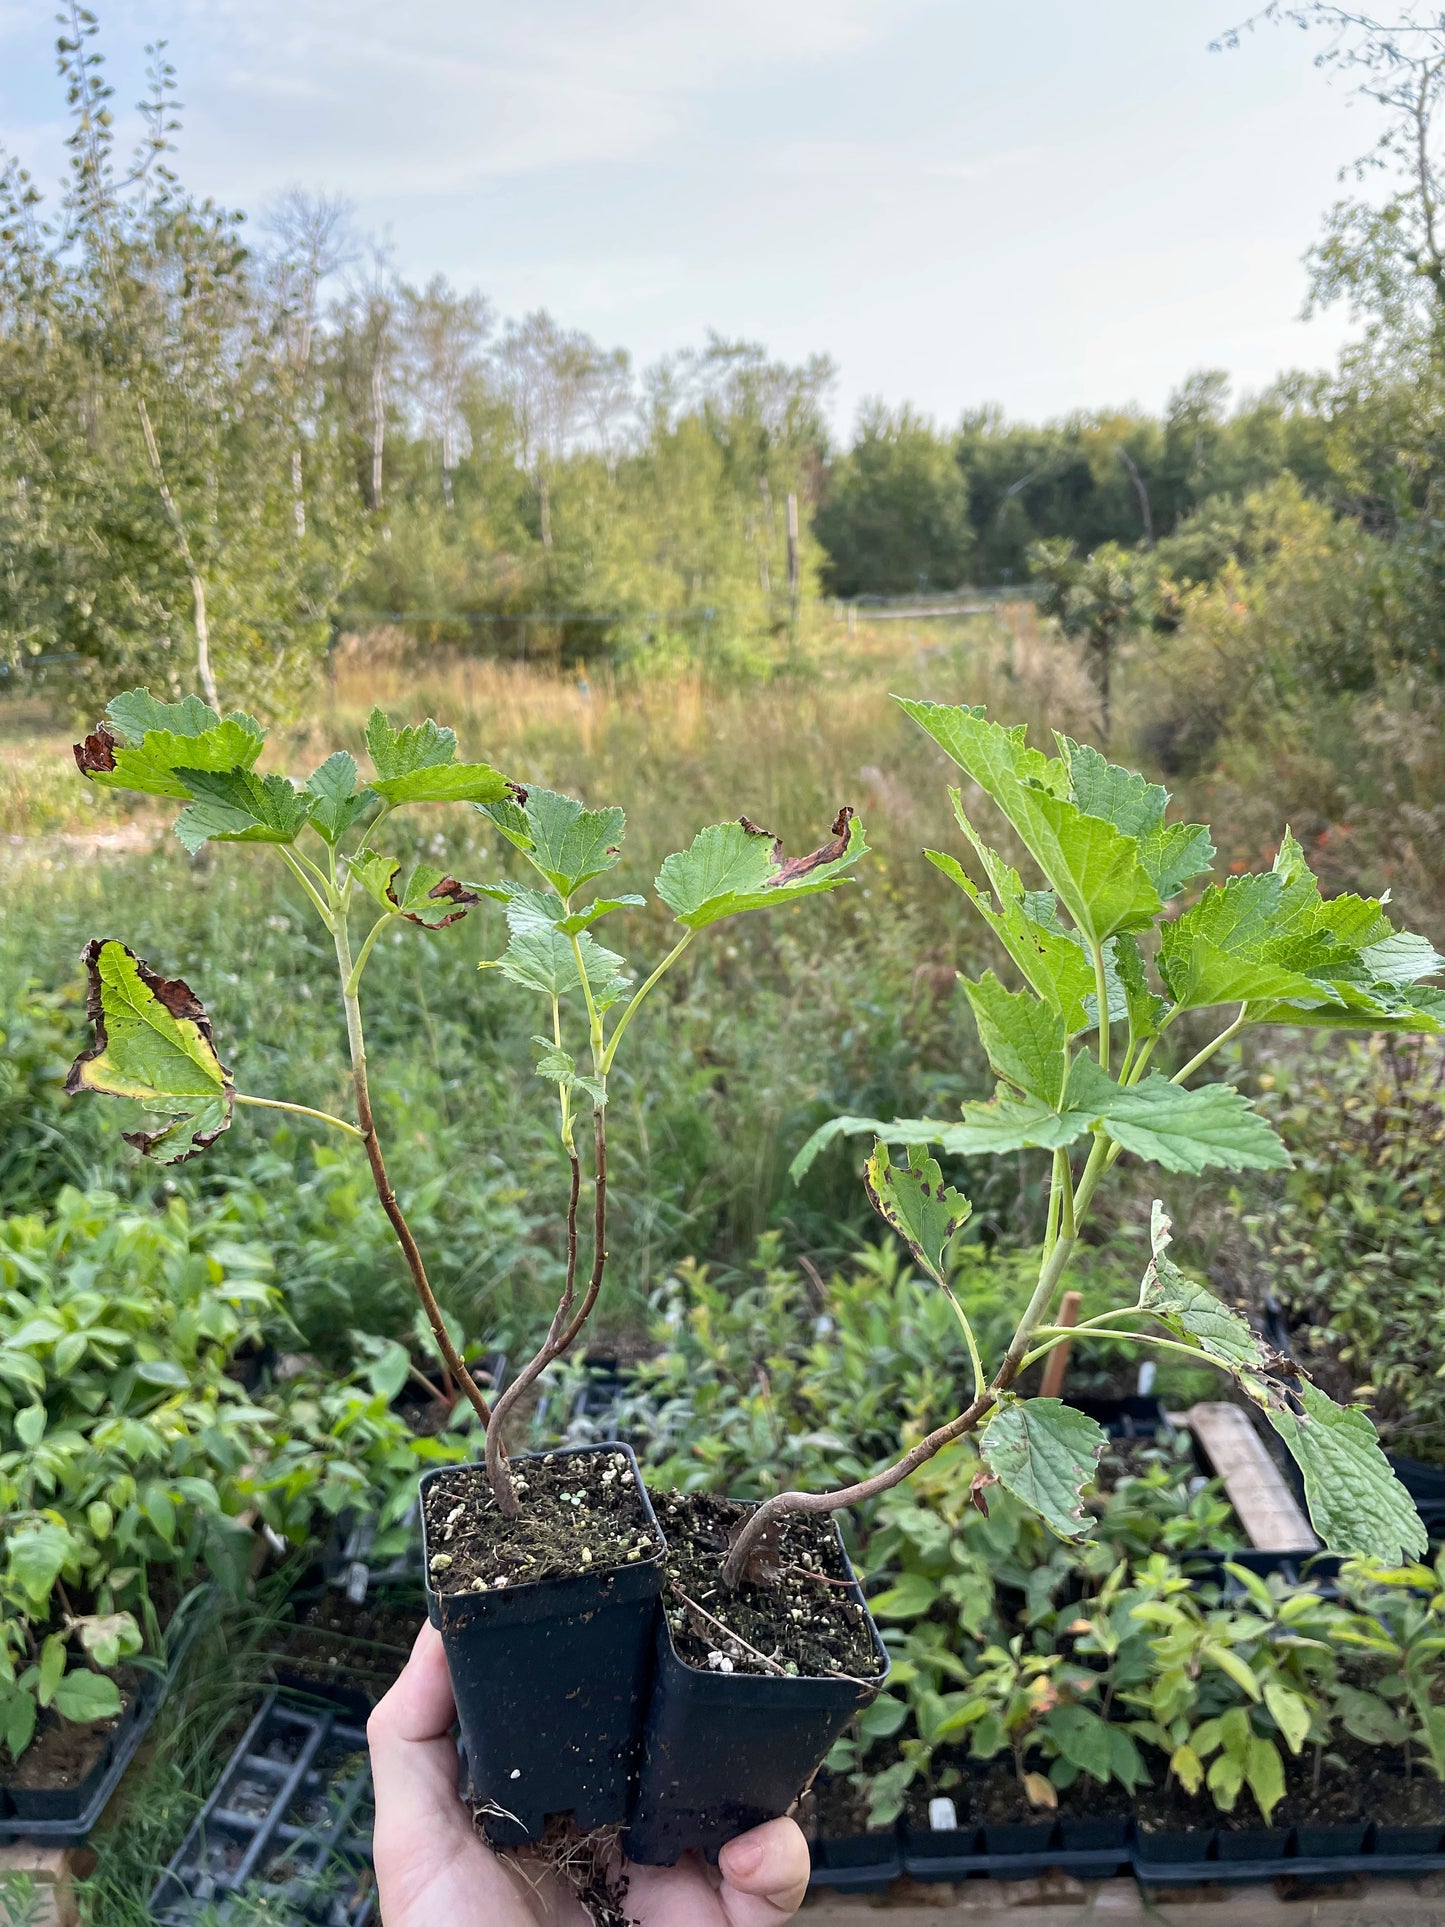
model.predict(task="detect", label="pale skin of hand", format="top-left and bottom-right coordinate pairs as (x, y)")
top-left (368, 1621), bottom-right (812, 1927)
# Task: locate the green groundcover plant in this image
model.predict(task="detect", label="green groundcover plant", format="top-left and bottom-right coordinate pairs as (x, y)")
top-left (65, 687), bottom-right (865, 1517)
top-left (61, 691), bottom-right (1442, 1593)
top-left (0, 1188), bottom-right (272, 1762)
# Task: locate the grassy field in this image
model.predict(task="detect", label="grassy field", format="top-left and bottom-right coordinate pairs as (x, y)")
top-left (2, 606), bottom-right (1439, 1362)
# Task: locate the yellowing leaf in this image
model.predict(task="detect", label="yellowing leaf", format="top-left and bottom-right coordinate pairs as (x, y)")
top-left (66, 940), bottom-right (233, 1163)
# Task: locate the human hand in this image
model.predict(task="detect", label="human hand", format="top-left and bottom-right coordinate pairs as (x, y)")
top-left (368, 1620), bottom-right (812, 1926)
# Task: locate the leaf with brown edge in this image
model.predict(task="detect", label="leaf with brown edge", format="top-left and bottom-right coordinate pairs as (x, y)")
top-left (347, 849), bottom-right (481, 927)
top-left (66, 940), bottom-right (234, 1164)
top-left (863, 1141), bottom-right (972, 1286)
top-left (655, 805), bottom-right (867, 929)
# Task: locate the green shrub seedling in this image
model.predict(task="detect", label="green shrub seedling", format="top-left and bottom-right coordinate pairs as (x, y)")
top-left (722, 702), bottom-right (1442, 1584)
top-left (66, 689), bottom-right (865, 1515)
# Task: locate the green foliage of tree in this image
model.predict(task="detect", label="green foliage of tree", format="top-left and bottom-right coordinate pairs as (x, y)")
top-left (815, 403), bottom-right (973, 597)
top-left (0, 13), bottom-right (362, 715)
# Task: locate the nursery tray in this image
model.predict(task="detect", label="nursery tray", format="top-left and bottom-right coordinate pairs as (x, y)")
top-left (1133, 1821), bottom-right (1445, 1883)
top-left (150, 1693), bottom-right (376, 1925)
top-left (901, 1816), bottom-right (1133, 1881)
top-left (0, 1585), bottom-right (214, 1849)
top-left (808, 1827), bottom-right (902, 1891)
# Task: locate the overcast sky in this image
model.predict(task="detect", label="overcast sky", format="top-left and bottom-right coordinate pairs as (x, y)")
top-left (1, 0), bottom-right (1373, 434)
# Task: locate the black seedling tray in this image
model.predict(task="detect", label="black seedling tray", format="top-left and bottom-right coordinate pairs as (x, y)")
top-left (902, 1815), bottom-right (1132, 1881)
top-left (808, 1825), bottom-right (902, 1891)
top-left (1133, 1819), bottom-right (1445, 1883)
top-left (0, 1586), bottom-right (213, 1847)
top-left (151, 1693), bottom-right (376, 1925)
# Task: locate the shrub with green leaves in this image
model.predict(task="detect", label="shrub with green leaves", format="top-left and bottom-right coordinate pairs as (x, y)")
top-left (724, 702), bottom-right (1443, 1584)
top-left (0, 1188), bottom-right (273, 1762)
top-left (65, 687), bottom-right (866, 1516)
top-left (1236, 1033), bottom-right (1445, 1460)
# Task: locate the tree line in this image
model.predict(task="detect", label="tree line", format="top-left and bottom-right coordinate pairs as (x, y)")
top-left (2, 3), bottom-right (1443, 714)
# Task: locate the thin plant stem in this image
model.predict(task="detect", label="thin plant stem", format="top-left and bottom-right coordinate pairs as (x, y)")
top-left (234, 1092), bottom-right (364, 1139)
top-left (344, 913), bottom-right (392, 996)
top-left (329, 915), bottom-right (493, 1438)
top-left (602, 930), bottom-right (694, 1074)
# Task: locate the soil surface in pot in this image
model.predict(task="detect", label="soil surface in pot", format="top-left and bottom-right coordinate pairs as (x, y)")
top-left (422, 1451), bottom-right (660, 1594)
top-left (653, 1491), bottom-right (883, 1681)
top-left (810, 1770), bottom-right (896, 1840)
top-left (8, 1675), bottom-right (135, 1790)
top-left (904, 1763), bottom-right (1130, 1830)
top-left (1134, 1743), bottom-right (1445, 1834)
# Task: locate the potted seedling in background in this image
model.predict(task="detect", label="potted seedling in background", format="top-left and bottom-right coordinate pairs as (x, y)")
top-left (629, 702), bottom-right (1440, 1858)
top-left (66, 688), bottom-right (870, 1845)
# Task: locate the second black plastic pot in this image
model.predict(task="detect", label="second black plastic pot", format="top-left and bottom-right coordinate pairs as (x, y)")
top-left (625, 1517), bottom-right (888, 1865)
top-left (421, 1445), bottom-right (665, 1846)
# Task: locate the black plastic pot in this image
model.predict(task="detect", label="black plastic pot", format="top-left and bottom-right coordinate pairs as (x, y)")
top-left (1373, 1821), bottom-right (1445, 1856)
top-left (1386, 1455), bottom-right (1445, 1536)
top-left (626, 1518), bottom-right (888, 1866)
top-left (1064, 1393), bottom-right (1169, 1439)
top-left (270, 1583), bottom-right (418, 1721)
top-left (0, 1586), bottom-right (212, 1847)
top-left (902, 1813), bottom-right (1132, 1881)
top-left (151, 1693), bottom-right (375, 1926)
top-left (808, 1827), bottom-right (901, 1891)
top-left (421, 1444), bottom-right (665, 1846)
top-left (1295, 1821), bottom-right (1368, 1858)
top-left (1215, 1825), bottom-right (1291, 1862)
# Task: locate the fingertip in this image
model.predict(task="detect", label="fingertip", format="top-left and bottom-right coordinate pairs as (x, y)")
top-left (718, 1815), bottom-right (810, 1898)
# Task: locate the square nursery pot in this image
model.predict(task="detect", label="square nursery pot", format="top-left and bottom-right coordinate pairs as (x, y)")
top-left (1134, 1823), bottom-right (1216, 1874)
top-left (1293, 1822), bottom-right (1368, 1861)
top-left (1372, 1821), bottom-right (1445, 1860)
top-left (625, 1515), bottom-right (888, 1866)
top-left (808, 1827), bottom-right (901, 1891)
top-left (421, 1444), bottom-right (665, 1847)
top-left (1214, 1825), bottom-right (1291, 1864)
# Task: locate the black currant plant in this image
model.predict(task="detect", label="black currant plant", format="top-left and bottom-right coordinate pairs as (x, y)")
top-left (66, 689), bottom-right (866, 1515)
top-left (721, 700), bottom-right (1444, 1585)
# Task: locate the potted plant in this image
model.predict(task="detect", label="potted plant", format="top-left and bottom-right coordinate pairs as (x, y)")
top-left (66, 688), bottom-right (871, 1846)
top-left (65, 692), bottom-right (1441, 1858)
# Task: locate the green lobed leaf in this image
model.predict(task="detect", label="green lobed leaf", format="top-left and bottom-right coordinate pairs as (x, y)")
top-left (897, 701), bottom-right (1160, 944)
top-left (862, 1142), bottom-right (972, 1284)
top-left (65, 940), bottom-right (234, 1163)
top-left (1112, 932), bottom-right (1169, 1039)
top-left (531, 1037), bottom-right (606, 1108)
top-left (1067, 1058), bottom-right (1290, 1174)
top-left (497, 924), bottom-right (631, 1008)
top-left (961, 973), bottom-right (1068, 1103)
top-left (364, 706), bottom-right (508, 805)
top-left (478, 786), bottom-right (626, 895)
top-left (948, 1086), bottom-right (1094, 1155)
top-left (979, 1397), bottom-right (1108, 1539)
top-left (173, 768), bottom-right (310, 854)
top-left (305, 751), bottom-right (373, 844)
top-left (926, 838), bottom-right (1101, 1032)
top-left (655, 807), bottom-right (865, 929)
top-left (556, 896), bottom-right (647, 935)
top-left (1139, 1203), bottom-right (1267, 1369)
top-left (1268, 1382), bottom-right (1427, 1565)
top-left (73, 690), bottom-right (267, 801)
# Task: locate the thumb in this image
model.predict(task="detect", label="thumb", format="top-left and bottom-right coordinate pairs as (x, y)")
top-left (717, 1817), bottom-right (811, 1927)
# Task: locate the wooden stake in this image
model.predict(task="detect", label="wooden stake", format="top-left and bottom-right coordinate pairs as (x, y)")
top-left (1039, 1291), bottom-right (1083, 1399)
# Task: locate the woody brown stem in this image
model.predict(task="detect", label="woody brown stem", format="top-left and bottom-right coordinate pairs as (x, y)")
top-left (485, 1105), bottom-right (608, 1515)
top-left (331, 922), bottom-right (493, 1437)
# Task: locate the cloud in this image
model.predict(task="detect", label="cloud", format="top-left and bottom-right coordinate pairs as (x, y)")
top-left (146, 0), bottom-right (919, 198)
